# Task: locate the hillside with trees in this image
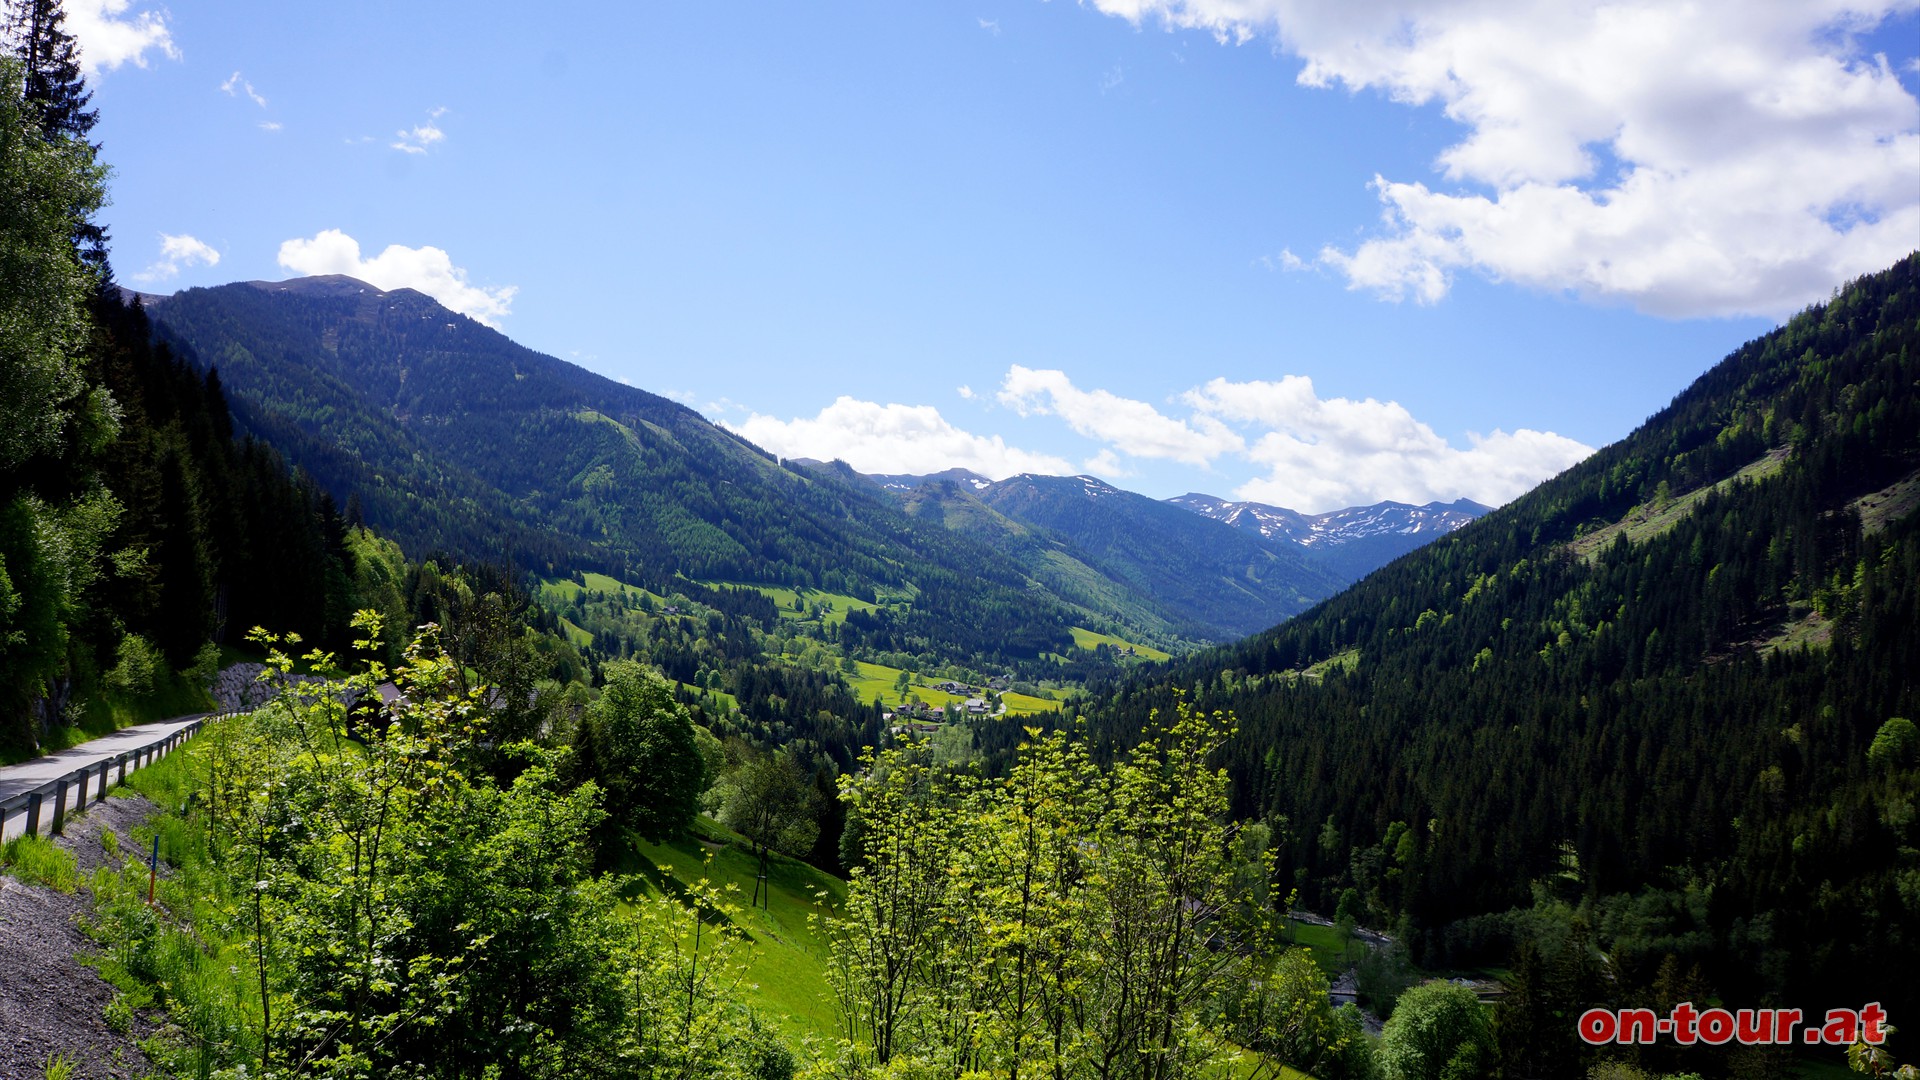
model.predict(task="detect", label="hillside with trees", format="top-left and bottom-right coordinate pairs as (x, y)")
top-left (1077, 255), bottom-right (1920, 1044)
top-left (7, 0), bottom-right (1918, 1075)
top-left (143, 278), bottom-right (1102, 671)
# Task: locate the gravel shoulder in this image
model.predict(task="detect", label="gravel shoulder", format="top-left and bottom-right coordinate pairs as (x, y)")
top-left (0, 793), bottom-right (163, 1079)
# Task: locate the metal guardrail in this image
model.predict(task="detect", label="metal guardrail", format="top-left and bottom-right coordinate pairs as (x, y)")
top-left (0, 714), bottom-right (231, 845)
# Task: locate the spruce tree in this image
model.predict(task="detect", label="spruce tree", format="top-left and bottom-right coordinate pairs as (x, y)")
top-left (4, 0), bottom-right (110, 277)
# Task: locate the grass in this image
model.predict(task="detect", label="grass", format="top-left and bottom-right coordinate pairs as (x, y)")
top-left (707, 581), bottom-right (879, 627)
top-left (681, 682), bottom-right (741, 714)
top-left (1286, 919), bottom-right (1358, 977)
top-left (1570, 447), bottom-right (1790, 562)
top-left (1069, 626), bottom-right (1172, 661)
top-left (1, 834), bottom-right (80, 892)
top-left (1295, 649), bottom-right (1359, 682)
top-left (1759, 605), bottom-right (1834, 655)
top-left (618, 816), bottom-right (846, 1044)
top-left (1855, 470), bottom-right (1920, 535)
top-left (539, 572), bottom-right (673, 611)
top-left (1211, 1050), bottom-right (1317, 1080)
top-left (847, 660), bottom-right (1058, 716)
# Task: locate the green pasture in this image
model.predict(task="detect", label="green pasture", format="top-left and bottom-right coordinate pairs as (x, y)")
top-left (620, 816), bottom-right (846, 1044)
top-left (1069, 626), bottom-right (1171, 661)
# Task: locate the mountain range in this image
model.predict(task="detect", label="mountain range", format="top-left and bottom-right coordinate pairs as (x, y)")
top-left (139, 276), bottom-right (1486, 649)
top-left (858, 468), bottom-right (1485, 638)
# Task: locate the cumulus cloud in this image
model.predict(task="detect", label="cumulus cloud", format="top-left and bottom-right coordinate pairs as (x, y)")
top-left (998, 365), bottom-right (1244, 465)
top-left (1084, 0), bottom-right (1920, 319)
top-left (990, 365), bottom-right (1590, 510)
top-left (133, 233), bottom-right (220, 284)
top-left (66, 0), bottom-right (176, 73)
top-left (728, 397), bottom-right (1076, 478)
top-left (276, 229), bottom-right (517, 326)
top-left (1183, 375), bottom-right (1593, 510)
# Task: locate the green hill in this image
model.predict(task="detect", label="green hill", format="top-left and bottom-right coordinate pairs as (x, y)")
top-left (1082, 255), bottom-right (1920, 1017)
top-left (146, 277), bottom-right (1080, 670)
top-left (619, 817), bottom-right (846, 1044)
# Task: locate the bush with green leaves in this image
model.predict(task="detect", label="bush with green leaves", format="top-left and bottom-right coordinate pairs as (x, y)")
top-left (1377, 980), bottom-right (1493, 1080)
top-left (821, 700), bottom-right (1328, 1080)
top-left (83, 611), bottom-right (787, 1079)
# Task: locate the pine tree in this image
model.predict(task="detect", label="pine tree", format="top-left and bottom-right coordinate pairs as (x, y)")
top-left (4, 0), bottom-right (110, 277)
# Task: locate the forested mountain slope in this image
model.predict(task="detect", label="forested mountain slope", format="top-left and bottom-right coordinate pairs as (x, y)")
top-left (1082, 255), bottom-right (1920, 1014)
top-left (145, 277), bottom-right (1084, 667)
top-left (870, 472), bottom-right (1484, 642)
top-left (974, 473), bottom-right (1344, 638)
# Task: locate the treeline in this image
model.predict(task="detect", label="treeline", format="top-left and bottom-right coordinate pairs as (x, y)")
top-left (1074, 256), bottom-right (1920, 1030)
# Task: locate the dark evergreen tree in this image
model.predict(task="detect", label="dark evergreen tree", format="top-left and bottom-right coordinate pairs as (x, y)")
top-left (4, 0), bottom-right (109, 276)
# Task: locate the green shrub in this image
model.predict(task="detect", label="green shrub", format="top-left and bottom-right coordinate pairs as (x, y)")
top-left (106, 633), bottom-right (163, 697)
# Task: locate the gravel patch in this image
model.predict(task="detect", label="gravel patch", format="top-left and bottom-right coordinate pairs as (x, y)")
top-left (0, 795), bottom-right (161, 1079)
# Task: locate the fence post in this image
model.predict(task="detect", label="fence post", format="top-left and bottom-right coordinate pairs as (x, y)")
top-left (117, 752), bottom-right (127, 786)
top-left (50, 779), bottom-right (67, 835)
top-left (97, 760), bottom-right (109, 801)
top-left (26, 792), bottom-right (41, 837)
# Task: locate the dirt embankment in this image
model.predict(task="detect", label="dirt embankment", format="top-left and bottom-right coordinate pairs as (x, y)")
top-left (0, 794), bottom-right (163, 1079)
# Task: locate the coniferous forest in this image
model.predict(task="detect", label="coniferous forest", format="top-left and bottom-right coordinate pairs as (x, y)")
top-left (1074, 256), bottom-right (1920, 1034)
top-left (3, 0), bottom-right (1918, 1077)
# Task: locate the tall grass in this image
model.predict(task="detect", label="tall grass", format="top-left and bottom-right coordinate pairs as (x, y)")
top-left (79, 718), bottom-right (266, 1075)
top-left (1, 834), bottom-right (79, 892)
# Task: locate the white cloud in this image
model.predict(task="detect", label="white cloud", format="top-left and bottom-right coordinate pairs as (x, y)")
top-left (65, 0), bottom-right (176, 74)
top-left (132, 233), bottom-right (219, 283)
top-left (957, 384), bottom-right (976, 399)
top-left (1182, 375), bottom-right (1592, 510)
top-left (998, 365), bottom-right (1244, 466)
top-left (391, 109), bottom-right (450, 154)
top-left (979, 17), bottom-right (1002, 35)
top-left (392, 123), bottom-right (445, 155)
top-left (1082, 448), bottom-right (1133, 478)
top-left (1082, 0), bottom-right (1920, 319)
top-left (989, 364), bottom-right (1590, 510)
top-left (1256, 248), bottom-right (1311, 272)
top-left (276, 229), bottom-right (517, 326)
top-left (220, 71), bottom-right (267, 108)
top-left (728, 397), bottom-right (1076, 478)
top-left (259, 121), bottom-right (283, 133)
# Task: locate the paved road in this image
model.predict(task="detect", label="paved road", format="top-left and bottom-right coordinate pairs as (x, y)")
top-left (0, 715), bottom-right (210, 841)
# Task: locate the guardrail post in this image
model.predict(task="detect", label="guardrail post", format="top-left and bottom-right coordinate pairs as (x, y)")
top-left (0, 804), bottom-right (7, 841)
top-left (50, 779), bottom-right (67, 835)
top-left (97, 760), bottom-right (109, 801)
top-left (117, 752), bottom-right (127, 786)
top-left (26, 792), bottom-right (41, 837)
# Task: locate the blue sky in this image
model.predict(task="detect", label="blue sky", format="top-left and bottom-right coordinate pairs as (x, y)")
top-left (70, 0), bottom-right (1920, 512)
